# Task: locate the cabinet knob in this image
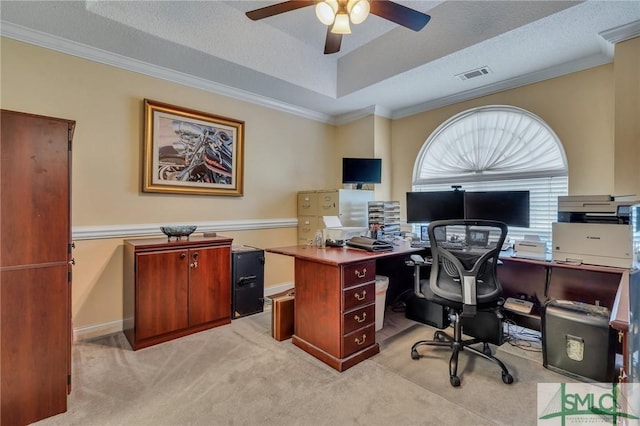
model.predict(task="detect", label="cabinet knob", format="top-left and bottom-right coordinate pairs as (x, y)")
top-left (190, 252), bottom-right (199, 268)
top-left (68, 258), bottom-right (75, 266)
top-left (180, 253), bottom-right (187, 259)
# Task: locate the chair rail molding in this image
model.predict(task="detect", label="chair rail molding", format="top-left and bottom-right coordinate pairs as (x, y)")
top-left (72, 218), bottom-right (297, 240)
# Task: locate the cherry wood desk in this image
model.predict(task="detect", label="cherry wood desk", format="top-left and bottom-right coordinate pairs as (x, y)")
top-left (497, 251), bottom-right (627, 331)
top-left (266, 244), bottom-right (421, 371)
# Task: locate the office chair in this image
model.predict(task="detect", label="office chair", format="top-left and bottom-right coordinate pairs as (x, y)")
top-left (410, 219), bottom-right (514, 387)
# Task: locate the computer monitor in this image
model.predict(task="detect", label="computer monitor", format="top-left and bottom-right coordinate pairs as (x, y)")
top-left (467, 229), bottom-right (490, 247)
top-left (406, 190), bottom-right (465, 223)
top-left (464, 191), bottom-right (530, 228)
top-left (342, 158), bottom-right (382, 189)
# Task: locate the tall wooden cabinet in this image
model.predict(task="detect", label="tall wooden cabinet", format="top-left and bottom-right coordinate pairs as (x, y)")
top-left (123, 236), bottom-right (233, 350)
top-left (1, 110), bottom-right (74, 425)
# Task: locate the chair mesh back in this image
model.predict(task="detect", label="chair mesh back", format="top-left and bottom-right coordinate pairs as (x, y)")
top-left (427, 220), bottom-right (508, 307)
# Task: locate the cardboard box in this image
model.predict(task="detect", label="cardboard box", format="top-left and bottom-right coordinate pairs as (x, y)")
top-left (269, 288), bottom-right (295, 341)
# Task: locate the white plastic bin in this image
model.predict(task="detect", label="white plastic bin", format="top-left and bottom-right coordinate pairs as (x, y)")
top-left (375, 275), bottom-right (390, 331)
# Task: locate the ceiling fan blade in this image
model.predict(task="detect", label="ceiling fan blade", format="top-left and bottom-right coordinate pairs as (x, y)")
top-left (246, 1), bottom-right (315, 21)
top-left (324, 28), bottom-right (342, 54)
top-left (369, 0), bottom-right (431, 31)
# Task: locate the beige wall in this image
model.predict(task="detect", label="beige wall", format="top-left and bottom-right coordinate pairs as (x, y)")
top-left (614, 37), bottom-right (640, 197)
top-left (2, 35), bottom-right (638, 337)
top-left (1, 38), bottom-right (331, 334)
top-left (389, 65), bottom-right (619, 212)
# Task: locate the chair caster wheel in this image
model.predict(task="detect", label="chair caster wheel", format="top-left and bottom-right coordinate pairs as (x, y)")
top-left (483, 346), bottom-right (492, 356)
top-left (502, 373), bottom-right (514, 384)
top-left (450, 376), bottom-right (461, 387)
top-left (411, 349), bottom-right (420, 360)
top-left (433, 331), bottom-right (442, 341)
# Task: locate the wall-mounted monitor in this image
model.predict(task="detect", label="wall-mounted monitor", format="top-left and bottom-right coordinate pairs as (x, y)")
top-left (342, 158), bottom-right (382, 189)
top-left (406, 190), bottom-right (465, 223)
top-left (464, 191), bottom-right (530, 228)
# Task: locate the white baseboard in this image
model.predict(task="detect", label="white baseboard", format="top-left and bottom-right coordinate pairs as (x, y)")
top-left (72, 282), bottom-right (295, 341)
top-left (73, 319), bottom-right (123, 342)
top-left (264, 282), bottom-right (294, 297)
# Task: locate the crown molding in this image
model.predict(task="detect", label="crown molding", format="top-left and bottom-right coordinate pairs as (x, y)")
top-left (0, 21), bottom-right (333, 124)
top-left (392, 52), bottom-right (613, 120)
top-left (599, 19), bottom-right (640, 44)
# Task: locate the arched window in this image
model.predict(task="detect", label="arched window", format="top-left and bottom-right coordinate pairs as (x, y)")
top-left (412, 105), bottom-right (568, 242)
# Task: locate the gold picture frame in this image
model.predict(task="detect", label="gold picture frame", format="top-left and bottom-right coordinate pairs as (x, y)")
top-left (143, 99), bottom-right (244, 196)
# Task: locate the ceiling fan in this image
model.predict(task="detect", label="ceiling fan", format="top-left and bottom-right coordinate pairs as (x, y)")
top-left (246, 0), bottom-right (431, 54)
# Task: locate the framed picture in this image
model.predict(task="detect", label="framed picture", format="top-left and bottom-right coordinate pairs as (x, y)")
top-left (143, 99), bottom-right (244, 196)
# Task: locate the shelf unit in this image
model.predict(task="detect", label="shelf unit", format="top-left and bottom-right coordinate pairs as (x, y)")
top-left (368, 201), bottom-right (401, 240)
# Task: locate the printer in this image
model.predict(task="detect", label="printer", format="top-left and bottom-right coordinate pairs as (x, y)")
top-left (552, 195), bottom-right (638, 268)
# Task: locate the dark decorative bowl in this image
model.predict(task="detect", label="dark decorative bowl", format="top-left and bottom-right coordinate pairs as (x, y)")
top-left (160, 225), bottom-right (197, 241)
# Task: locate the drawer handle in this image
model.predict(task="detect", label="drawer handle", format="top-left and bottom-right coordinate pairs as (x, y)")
top-left (354, 290), bottom-right (366, 301)
top-left (354, 268), bottom-right (367, 279)
top-left (354, 312), bottom-right (367, 323)
top-left (354, 334), bottom-right (367, 346)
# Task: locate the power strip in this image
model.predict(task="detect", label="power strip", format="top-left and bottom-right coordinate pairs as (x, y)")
top-left (504, 297), bottom-right (534, 314)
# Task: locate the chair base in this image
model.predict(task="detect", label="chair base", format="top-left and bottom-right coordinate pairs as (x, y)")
top-left (410, 311), bottom-right (514, 387)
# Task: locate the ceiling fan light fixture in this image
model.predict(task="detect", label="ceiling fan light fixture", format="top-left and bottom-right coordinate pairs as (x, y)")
top-left (331, 12), bottom-right (351, 34)
top-left (347, 0), bottom-right (370, 24)
top-left (315, 0), bottom-right (338, 25)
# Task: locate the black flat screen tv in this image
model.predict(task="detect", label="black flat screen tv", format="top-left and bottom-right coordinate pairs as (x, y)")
top-left (464, 190), bottom-right (530, 228)
top-left (406, 191), bottom-right (465, 223)
top-left (342, 158), bottom-right (382, 189)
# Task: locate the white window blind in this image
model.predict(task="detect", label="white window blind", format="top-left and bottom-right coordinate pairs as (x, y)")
top-left (412, 105), bottom-right (568, 243)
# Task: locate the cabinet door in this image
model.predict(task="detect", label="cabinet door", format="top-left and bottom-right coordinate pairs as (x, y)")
top-left (136, 250), bottom-right (189, 339)
top-left (1, 266), bottom-right (69, 425)
top-left (1, 112), bottom-right (71, 267)
top-left (189, 245), bottom-right (231, 325)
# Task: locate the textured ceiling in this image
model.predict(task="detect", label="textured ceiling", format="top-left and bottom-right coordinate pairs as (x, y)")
top-left (1, 1), bottom-right (639, 122)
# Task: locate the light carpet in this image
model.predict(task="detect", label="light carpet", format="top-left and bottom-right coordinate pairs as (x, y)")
top-left (34, 311), bottom-right (571, 426)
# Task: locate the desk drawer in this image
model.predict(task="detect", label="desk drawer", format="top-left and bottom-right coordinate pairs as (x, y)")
top-left (343, 261), bottom-right (375, 289)
top-left (343, 324), bottom-right (376, 357)
top-left (343, 282), bottom-right (375, 312)
top-left (343, 303), bottom-right (375, 335)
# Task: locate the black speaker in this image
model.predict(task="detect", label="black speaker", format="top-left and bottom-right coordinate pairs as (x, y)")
top-left (231, 246), bottom-right (265, 319)
top-left (542, 300), bottom-right (616, 382)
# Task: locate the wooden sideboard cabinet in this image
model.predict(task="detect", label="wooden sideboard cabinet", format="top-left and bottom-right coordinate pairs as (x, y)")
top-left (123, 236), bottom-right (233, 350)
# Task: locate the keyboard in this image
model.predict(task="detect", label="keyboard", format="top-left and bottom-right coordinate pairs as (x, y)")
top-left (410, 241), bottom-right (430, 248)
top-left (439, 241), bottom-right (464, 250)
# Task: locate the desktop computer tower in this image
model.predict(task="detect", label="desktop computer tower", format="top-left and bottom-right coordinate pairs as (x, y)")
top-left (405, 296), bottom-right (504, 345)
top-left (405, 295), bottom-right (448, 329)
top-left (542, 300), bottom-right (616, 382)
top-left (461, 310), bottom-right (504, 346)
top-left (231, 246), bottom-right (265, 319)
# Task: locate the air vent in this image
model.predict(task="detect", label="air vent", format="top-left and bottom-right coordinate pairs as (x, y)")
top-left (456, 66), bottom-right (491, 81)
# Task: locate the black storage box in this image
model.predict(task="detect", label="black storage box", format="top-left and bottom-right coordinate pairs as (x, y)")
top-left (231, 246), bottom-right (265, 319)
top-left (542, 300), bottom-right (616, 382)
